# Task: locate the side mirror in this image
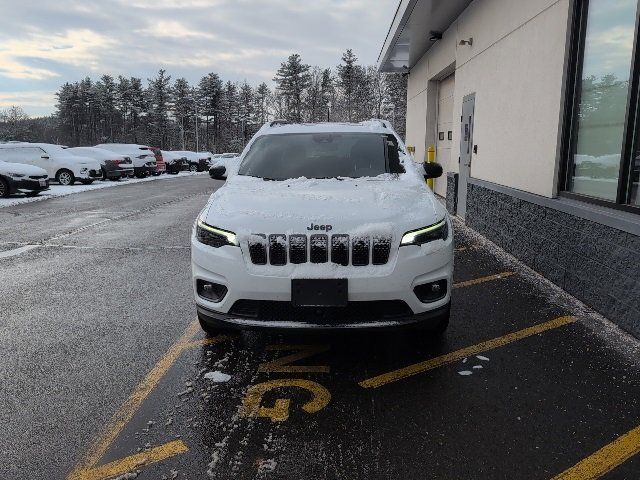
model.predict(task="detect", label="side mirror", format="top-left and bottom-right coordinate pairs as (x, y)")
top-left (424, 162), bottom-right (443, 180)
top-left (209, 165), bottom-right (226, 180)
top-left (41, 155), bottom-right (49, 159)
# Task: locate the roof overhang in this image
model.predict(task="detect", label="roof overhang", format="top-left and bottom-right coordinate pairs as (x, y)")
top-left (378, 0), bottom-right (472, 72)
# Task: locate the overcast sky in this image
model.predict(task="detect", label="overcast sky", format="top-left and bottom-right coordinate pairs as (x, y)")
top-left (0, 0), bottom-right (398, 117)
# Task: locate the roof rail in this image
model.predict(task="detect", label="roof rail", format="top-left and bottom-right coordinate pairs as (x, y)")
top-left (269, 119), bottom-right (289, 127)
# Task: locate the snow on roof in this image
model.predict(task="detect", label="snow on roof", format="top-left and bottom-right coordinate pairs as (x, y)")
top-left (258, 120), bottom-right (393, 136)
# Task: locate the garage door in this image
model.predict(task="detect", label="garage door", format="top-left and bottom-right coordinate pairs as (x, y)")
top-left (436, 73), bottom-right (455, 173)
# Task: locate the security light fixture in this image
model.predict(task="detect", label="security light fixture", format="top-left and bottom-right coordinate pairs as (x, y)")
top-left (429, 31), bottom-right (443, 41)
top-left (459, 37), bottom-right (473, 46)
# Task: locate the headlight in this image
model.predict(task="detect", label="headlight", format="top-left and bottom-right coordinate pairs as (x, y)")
top-left (400, 219), bottom-right (448, 246)
top-left (7, 172), bottom-right (26, 178)
top-left (196, 220), bottom-right (238, 248)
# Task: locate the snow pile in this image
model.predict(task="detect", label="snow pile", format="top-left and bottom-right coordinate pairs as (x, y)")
top-left (0, 171), bottom-right (206, 209)
top-left (203, 371), bottom-right (231, 383)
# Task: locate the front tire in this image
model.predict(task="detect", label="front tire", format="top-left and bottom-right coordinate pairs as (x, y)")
top-left (420, 303), bottom-right (450, 335)
top-left (0, 177), bottom-right (9, 198)
top-left (56, 169), bottom-right (75, 186)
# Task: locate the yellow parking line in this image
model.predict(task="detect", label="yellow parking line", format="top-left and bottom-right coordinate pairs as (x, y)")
top-left (552, 425), bottom-right (640, 480)
top-left (67, 321), bottom-right (230, 480)
top-left (453, 271), bottom-right (515, 289)
top-left (359, 315), bottom-right (576, 389)
top-left (70, 440), bottom-right (188, 480)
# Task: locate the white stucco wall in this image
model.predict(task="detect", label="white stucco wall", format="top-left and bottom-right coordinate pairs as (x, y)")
top-left (405, 0), bottom-right (570, 198)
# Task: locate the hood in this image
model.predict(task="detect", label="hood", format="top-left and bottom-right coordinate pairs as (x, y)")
top-left (0, 161), bottom-right (48, 176)
top-left (202, 174), bottom-right (446, 240)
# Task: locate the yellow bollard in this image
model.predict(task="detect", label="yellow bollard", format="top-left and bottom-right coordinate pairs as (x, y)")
top-left (426, 145), bottom-right (436, 190)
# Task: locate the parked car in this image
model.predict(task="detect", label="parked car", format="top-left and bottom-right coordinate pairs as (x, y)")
top-left (193, 120), bottom-right (452, 334)
top-left (0, 160), bottom-right (49, 198)
top-left (173, 151), bottom-right (208, 172)
top-left (95, 144), bottom-right (157, 178)
top-left (67, 147), bottom-right (134, 181)
top-left (162, 151), bottom-right (189, 174)
top-left (0, 142), bottom-right (102, 186)
top-left (210, 152), bottom-right (240, 168)
top-left (147, 147), bottom-right (166, 175)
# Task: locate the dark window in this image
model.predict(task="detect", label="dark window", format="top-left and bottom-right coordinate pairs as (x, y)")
top-left (238, 132), bottom-right (404, 180)
top-left (563, 0), bottom-right (640, 212)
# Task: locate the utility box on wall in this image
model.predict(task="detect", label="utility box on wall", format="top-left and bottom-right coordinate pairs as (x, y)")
top-left (446, 172), bottom-right (458, 215)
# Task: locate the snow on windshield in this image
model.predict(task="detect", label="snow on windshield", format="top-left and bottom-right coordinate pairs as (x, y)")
top-left (238, 132), bottom-right (404, 180)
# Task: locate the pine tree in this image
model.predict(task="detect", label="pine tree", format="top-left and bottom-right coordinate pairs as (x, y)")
top-left (147, 69), bottom-right (172, 148)
top-left (273, 53), bottom-right (311, 122)
top-left (254, 83), bottom-right (271, 125)
top-left (172, 77), bottom-right (193, 150)
top-left (337, 49), bottom-right (358, 122)
top-left (198, 73), bottom-right (223, 151)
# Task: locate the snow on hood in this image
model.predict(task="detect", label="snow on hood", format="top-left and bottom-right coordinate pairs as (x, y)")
top-left (202, 163), bottom-right (446, 241)
top-left (0, 160), bottom-right (48, 176)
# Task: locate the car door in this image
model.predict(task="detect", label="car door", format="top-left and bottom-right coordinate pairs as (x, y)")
top-left (27, 147), bottom-right (52, 174)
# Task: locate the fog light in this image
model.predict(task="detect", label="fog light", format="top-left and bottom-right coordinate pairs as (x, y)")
top-left (197, 280), bottom-right (228, 303)
top-left (414, 280), bottom-right (447, 303)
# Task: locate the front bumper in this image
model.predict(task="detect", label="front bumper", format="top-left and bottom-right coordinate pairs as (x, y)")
top-left (192, 235), bottom-right (453, 329)
top-left (11, 178), bottom-right (50, 194)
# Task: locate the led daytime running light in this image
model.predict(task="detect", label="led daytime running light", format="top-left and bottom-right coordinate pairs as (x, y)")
top-left (197, 220), bottom-right (238, 246)
top-left (401, 219), bottom-right (447, 245)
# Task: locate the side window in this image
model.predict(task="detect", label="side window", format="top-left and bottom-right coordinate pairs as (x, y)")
top-left (0, 148), bottom-right (25, 162)
top-left (385, 134), bottom-right (405, 174)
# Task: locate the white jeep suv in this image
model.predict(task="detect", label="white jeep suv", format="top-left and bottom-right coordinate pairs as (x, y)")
top-left (192, 121), bottom-right (453, 332)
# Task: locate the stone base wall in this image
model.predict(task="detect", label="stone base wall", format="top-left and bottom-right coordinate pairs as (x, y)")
top-left (464, 181), bottom-right (640, 338)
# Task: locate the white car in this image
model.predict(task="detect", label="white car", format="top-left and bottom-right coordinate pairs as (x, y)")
top-left (67, 147), bottom-right (134, 180)
top-left (0, 143), bottom-right (102, 186)
top-left (191, 121), bottom-right (453, 332)
top-left (95, 144), bottom-right (157, 178)
top-left (0, 160), bottom-right (49, 198)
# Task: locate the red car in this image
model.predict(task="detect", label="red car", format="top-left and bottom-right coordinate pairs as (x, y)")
top-left (148, 147), bottom-right (166, 175)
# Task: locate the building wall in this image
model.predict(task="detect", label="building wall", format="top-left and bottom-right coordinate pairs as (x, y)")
top-left (405, 0), bottom-right (571, 198)
top-left (465, 180), bottom-right (640, 338)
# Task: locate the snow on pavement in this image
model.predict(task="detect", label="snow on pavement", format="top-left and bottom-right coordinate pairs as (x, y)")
top-left (0, 171), bottom-right (207, 209)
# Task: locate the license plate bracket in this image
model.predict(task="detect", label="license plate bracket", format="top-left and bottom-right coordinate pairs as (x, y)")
top-left (291, 279), bottom-right (348, 307)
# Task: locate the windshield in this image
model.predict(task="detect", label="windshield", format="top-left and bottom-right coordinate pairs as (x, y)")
top-left (238, 132), bottom-right (403, 180)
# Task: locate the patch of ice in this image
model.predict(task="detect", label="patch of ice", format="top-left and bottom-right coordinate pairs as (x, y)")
top-left (203, 371), bottom-right (231, 383)
top-left (476, 355), bottom-right (490, 361)
top-left (472, 365), bottom-right (483, 370)
top-left (458, 370), bottom-right (473, 376)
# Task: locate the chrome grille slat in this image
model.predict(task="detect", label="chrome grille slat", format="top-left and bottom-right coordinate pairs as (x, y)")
top-left (269, 234), bottom-right (287, 265)
top-left (331, 234), bottom-right (349, 266)
top-left (310, 234), bottom-right (328, 263)
top-left (248, 234), bottom-right (267, 265)
top-left (289, 234), bottom-right (307, 264)
top-left (372, 236), bottom-right (391, 265)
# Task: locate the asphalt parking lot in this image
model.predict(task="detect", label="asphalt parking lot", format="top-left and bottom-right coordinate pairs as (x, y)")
top-left (1, 175), bottom-right (639, 480)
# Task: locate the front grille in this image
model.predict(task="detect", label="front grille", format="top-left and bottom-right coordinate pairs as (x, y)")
top-left (89, 169), bottom-right (101, 177)
top-left (246, 233), bottom-right (391, 266)
top-left (229, 299), bottom-right (412, 323)
top-left (29, 175), bottom-right (47, 179)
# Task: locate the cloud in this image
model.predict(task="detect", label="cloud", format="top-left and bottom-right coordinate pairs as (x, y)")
top-left (0, 28), bottom-right (116, 79)
top-left (0, 0), bottom-right (398, 115)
